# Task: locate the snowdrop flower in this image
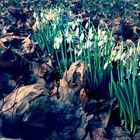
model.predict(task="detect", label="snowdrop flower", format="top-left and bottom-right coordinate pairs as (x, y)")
top-left (33, 12), bottom-right (37, 18)
top-left (75, 27), bottom-right (79, 37)
top-left (54, 42), bottom-right (60, 49)
top-left (66, 34), bottom-right (72, 43)
top-left (72, 22), bottom-right (76, 30)
top-left (98, 40), bottom-right (104, 47)
top-left (129, 48), bottom-right (133, 56)
top-left (114, 52), bottom-right (121, 61)
top-left (77, 18), bottom-right (81, 23)
top-left (104, 60), bottom-right (110, 70)
top-left (85, 22), bottom-right (89, 29)
top-left (110, 50), bottom-right (117, 60)
top-left (40, 11), bottom-right (44, 18)
top-left (98, 29), bottom-right (107, 40)
top-left (65, 29), bottom-right (69, 38)
top-left (88, 28), bottom-right (93, 40)
top-left (120, 52), bottom-right (126, 60)
top-left (78, 49), bottom-right (82, 56)
top-left (86, 40), bottom-right (93, 48)
top-left (102, 30), bottom-right (106, 36)
top-left (88, 28), bottom-right (92, 36)
top-left (69, 11), bottom-right (72, 16)
top-left (98, 29), bottom-right (102, 37)
top-left (54, 34), bottom-right (63, 49)
top-left (64, 29), bottom-right (73, 43)
top-left (103, 35), bottom-right (108, 42)
top-left (80, 33), bottom-right (84, 42)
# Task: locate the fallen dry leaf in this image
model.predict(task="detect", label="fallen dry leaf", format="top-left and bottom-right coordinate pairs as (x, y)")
top-left (32, 21), bottom-right (37, 32)
top-left (63, 60), bottom-right (82, 82)
top-left (34, 63), bottom-right (47, 78)
top-left (59, 78), bottom-right (68, 87)
top-left (80, 88), bottom-right (88, 107)
top-left (92, 128), bottom-right (107, 140)
top-left (76, 62), bottom-right (86, 83)
top-left (22, 35), bottom-right (35, 54)
top-left (22, 35), bottom-right (31, 48)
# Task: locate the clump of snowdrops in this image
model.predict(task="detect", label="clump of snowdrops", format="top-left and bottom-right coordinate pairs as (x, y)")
top-left (33, 6), bottom-right (140, 134)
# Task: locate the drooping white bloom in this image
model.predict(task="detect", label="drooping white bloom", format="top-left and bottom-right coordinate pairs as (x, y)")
top-left (111, 49), bottom-right (117, 60)
top-left (98, 29), bottom-right (107, 40)
top-left (120, 52), bottom-right (126, 60)
top-left (65, 29), bottom-right (69, 38)
top-left (72, 22), bottom-right (76, 30)
top-left (104, 61), bottom-right (110, 70)
top-left (77, 18), bottom-right (81, 23)
top-left (80, 33), bottom-right (84, 42)
top-left (54, 33), bottom-right (63, 49)
top-left (102, 30), bottom-right (106, 36)
top-left (69, 11), bottom-right (72, 16)
top-left (88, 28), bottom-right (93, 40)
top-left (129, 48), bottom-right (133, 56)
top-left (75, 27), bottom-right (79, 37)
top-left (66, 34), bottom-right (72, 43)
top-left (114, 52), bottom-right (121, 61)
top-left (33, 12), bottom-right (37, 18)
top-left (98, 40), bottom-right (104, 47)
top-left (86, 40), bottom-right (93, 48)
top-left (78, 49), bottom-right (82, 56)
top-left (40, 11), bottom-right (44, 18)
top-left (98, 29), bottom-right (102, 37)
top-left (85, 22), bottom-right (89, 29)
top-left (103, 35), bottom-right (108, 42)
top-left (88, 28), bottom-right (92, 36)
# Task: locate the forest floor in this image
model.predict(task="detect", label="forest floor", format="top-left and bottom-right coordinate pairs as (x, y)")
top-left (0, 0), bottom-right (140, 140)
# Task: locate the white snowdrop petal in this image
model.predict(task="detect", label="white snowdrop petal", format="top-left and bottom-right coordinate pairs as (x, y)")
top-left (104, 61), bottom-right (109, 70)
top-left (121, 52), bottom-right (126, 60)
top-left (78, 49), bottom-right (82, 56)
top-left (89, 34), bottom-right (93, 40)
top-left (98, 29), bottom-right (102, 36)
top-left (98, 41), bottom-right (104, 46)
top-left (102, 30), bottom-right (106, 36)
top-left (72, 23), bottom-right (76, 30)
top-left (65, 30), bottom-right (69, 38)
top-left (85, 22), bottom-right (89, 29)
top-left (75, 27), bottom-right (79, 36)
top-left (67, 34), bottom-right (72, 43)
top-left (103, 35), bottom-right (108, 42)
top-left (88, 28), bottom-right (92, 36)
top-left (77, 18), bottom-right (81, 22)
top-left (80, 33), bottom-right (84, 42)
top-left (40, 12), bottom-right (43, 18)
top-left (69, 11), bottom-right (72, 16)
top-left (86, 40), bottom-right (92, 48)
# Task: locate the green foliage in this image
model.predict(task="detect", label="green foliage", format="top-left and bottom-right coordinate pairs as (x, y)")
top-left (83, 25), bottom-right (114, 98)
top-left (34, 6), bottom-right (140, 134)
top-left (109, 44), bottom-right (140, 134)
top-left (33, 6), bottom-right (115, 92)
